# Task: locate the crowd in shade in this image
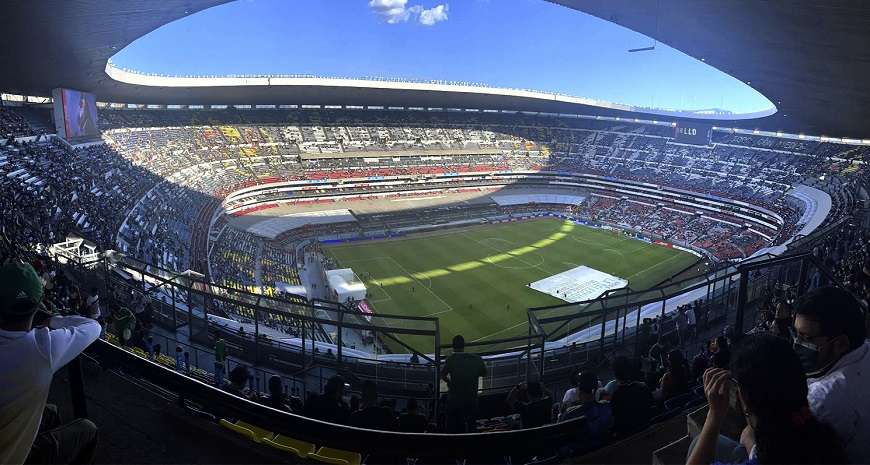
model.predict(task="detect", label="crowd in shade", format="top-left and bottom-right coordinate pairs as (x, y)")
top-left (0, 107), bottom-right (37, 140)
top-left (0, 141), bottom-right (160, 250)
top-left (0, 107), bottom-right (51, 141)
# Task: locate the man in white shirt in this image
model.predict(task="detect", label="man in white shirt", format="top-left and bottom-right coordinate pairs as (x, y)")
top-left (0, 263), bottom-right (101, 465)
top-left (793, 286), bottom-right (870, 464)
top-left (560, 372), bottom-right (580, 415)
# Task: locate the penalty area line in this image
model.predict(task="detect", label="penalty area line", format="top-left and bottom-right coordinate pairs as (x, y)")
top-left (385, 256), bottom-right (454, 316)
top-left (471, 320), bottom-right (528, 343)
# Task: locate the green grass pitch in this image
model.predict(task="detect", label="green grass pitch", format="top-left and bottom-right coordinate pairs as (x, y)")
top-left (325, 218), bottom-right (699, 353)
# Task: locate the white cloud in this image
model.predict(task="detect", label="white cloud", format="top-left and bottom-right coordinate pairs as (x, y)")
top-left (369, 0), bottom-right (449, 26)
top-left (369, 0), bottom-right (412, 24)
top-left (418, 4), bottom-right (449, 26)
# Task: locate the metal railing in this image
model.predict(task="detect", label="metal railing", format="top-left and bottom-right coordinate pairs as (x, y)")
top-left (79, 339), bottom-right (586, 461)
top-left (64, 246), bottom-right (849, 462)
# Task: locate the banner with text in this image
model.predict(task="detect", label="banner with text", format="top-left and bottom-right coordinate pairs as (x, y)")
top-left (674, 121), bottom-right (713, 146)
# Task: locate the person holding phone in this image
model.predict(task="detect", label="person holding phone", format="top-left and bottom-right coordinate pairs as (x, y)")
top-left (686, 334), bottom-right (845, 465)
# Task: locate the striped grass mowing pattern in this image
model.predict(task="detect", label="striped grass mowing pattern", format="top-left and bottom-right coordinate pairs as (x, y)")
top-left (326, 219), bottom-right (698, 353)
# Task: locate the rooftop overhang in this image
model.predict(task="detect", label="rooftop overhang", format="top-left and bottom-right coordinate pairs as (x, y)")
top-left (100, 64), bottom-right (767, 121)
top-left (551, 0), bottom-right (870, 138)
top-left (1, 1), bottom-right (868, 137)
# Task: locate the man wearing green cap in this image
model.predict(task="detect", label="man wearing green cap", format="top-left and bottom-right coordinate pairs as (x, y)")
top-left (0, 262), bottom-right (101, 464)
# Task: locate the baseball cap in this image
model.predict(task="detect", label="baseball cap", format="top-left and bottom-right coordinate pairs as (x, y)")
top-left (0, 262), bottom-right (45, 317)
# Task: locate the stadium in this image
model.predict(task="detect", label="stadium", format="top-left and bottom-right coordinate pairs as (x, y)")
top-left (1, 1), bottom-right (870, 464)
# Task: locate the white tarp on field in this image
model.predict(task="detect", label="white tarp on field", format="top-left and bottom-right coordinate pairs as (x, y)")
top-left (529, 265), bottom-right (627, 303)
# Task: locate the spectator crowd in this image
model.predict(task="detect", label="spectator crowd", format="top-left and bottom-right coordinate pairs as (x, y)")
top-left (2, 106), bottom-right (870, 463)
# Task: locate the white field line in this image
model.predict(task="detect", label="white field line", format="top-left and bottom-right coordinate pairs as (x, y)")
top-left (624, 252), bottom-right (687, 281)
top-left (462, 233), bottom-right (551, 274)
top-left (372, 283), bottom-right (395, 304)
top-left (471, 320), bottom-right (528, 343)
top-left (423, 308), bottom-right (454, 317)
top-left (367, 294), bottom-right (393, 304)
top-left (336, 256), bottom-right (445, 312)
top-left (384, 256), bottom-right (454, 315)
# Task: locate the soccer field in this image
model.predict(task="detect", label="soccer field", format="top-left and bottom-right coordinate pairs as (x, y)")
top-left (325, 219), bottom-right (699, 353)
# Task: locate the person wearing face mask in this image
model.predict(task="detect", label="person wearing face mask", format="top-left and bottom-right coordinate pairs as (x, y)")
top-left (686, 335), bottom-right (846, 465)
top-left (792, 286), bottom-right (870, 464)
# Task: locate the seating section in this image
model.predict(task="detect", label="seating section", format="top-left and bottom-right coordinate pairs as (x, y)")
top-left (263, 435), bottom-right (316, 459)
top-left (219, 418), bottom-right (341, 462)
top-left (1, 109), bottom-right (864, 360)
top-left (235, 420), bottom-right (276, 443)
top-left (1, 111), bottom-right (863, 359)
top-left (0, 142), bottom-right (159, 250)
top-left (219, 418), bottom-right (258, 441)
top-left (5, 109), bottom-right (856, 256)
top-left (0, 106), bottom-right (867, 465)
top-left (0, 106), bottom-right (52, 139)
top-left (25, 186), bottom-right (867, 464)
top-left (310, 447), bottom-right (362, 465)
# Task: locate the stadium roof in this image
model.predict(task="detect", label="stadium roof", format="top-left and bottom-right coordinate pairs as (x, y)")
top-left (1, 1), bottom-right (869, 137)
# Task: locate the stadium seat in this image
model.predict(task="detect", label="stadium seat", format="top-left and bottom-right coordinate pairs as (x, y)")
top-left (262, 434), bottom-right (316, 459)
top-left (235, 420), bottom-right (274, 442)
top-left (310, 447), bottom-right (362, 465)
top-left (218, 419), bottom-right (255, 441)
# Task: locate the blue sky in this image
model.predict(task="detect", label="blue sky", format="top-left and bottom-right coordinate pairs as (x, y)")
top-left (111, 0), bottom-right (774, 114)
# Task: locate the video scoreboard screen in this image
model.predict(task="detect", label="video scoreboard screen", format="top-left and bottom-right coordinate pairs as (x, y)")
top-left (674, 121), bottom-right (712, 146)
top-left (52, 88), bottom-right (100, 140)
